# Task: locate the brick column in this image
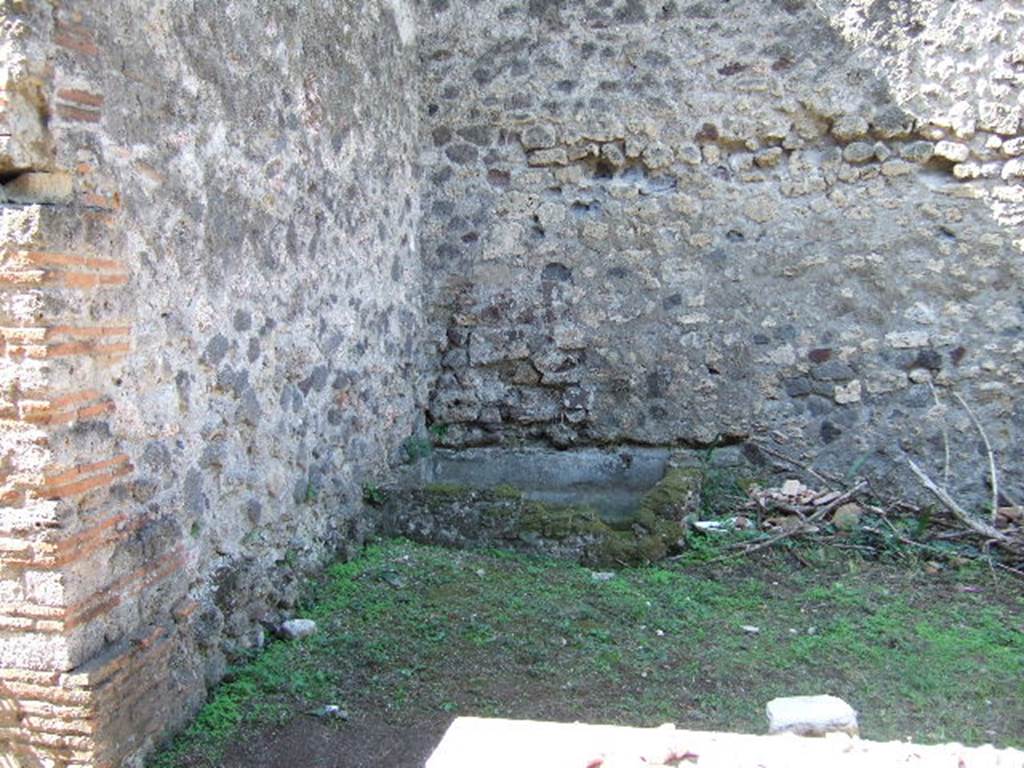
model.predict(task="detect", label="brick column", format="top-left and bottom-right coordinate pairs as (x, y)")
top-left (1, 8), bottom-right (198, 767)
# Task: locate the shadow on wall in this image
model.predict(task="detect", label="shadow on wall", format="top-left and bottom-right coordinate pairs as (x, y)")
top-left (418, 0), bottom-right (1023, 506)
top-left (814, 0), bottom-right (1024, 249)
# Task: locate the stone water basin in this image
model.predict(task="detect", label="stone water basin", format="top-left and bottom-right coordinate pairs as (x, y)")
top-left (384, 446), bottom-right (748, 566)
top-left (407, 446), bottom-right (674, 523)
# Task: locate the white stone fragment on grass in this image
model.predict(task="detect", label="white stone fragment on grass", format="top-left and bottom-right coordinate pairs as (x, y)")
top-left (693, 520), bottom-right (727, 532)
top-left (766, 695), bottom-right (859, 737)
top-left (280, 618), bottom-right (318, 640)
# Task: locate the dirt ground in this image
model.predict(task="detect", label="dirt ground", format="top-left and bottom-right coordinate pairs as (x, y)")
top-left (219, 715), bottom-right (450, 768)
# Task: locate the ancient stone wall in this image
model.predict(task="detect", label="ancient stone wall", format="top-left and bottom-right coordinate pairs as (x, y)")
top-left (2, 0), bottom-right (1023, 765)
top-left (0, 1), bottom-right (423, 765)
top-left (420, 0), bottom-right (1023, 501)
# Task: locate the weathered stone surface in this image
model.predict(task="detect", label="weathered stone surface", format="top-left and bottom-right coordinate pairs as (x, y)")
top-left (420, 0), bottom-right (1024, 509)
top-left (766, 695), bottom-right (859, 737)
top-left (900, 141), bottom-right (935, 163)
top-left (2, 171), bottom-right (73, 203)
top-left (3, 0), bottom-right (1023, 765)
top-left (934, 141), bottom-right (970, 163)
top-left (831, 115), bottom-right (869, 142)
top-left (279, 619), bottom-right (318, 641)
top-left (1, 2), bottom-right (424, 765)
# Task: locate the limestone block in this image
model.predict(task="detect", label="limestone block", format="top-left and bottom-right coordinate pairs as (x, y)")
top-left (766, 695), bottom-right (859, 736)
top-left (527, 148), bottom-right (568, 166)
top-left (2, 171), bottom-right (73, 204)
top-left (934, 141), bottom-right (970, 163)
top-left (842, 142), bottom-right (874, 163)
top-left (831, 115), bottom-right (869, 142)
top-left (1002, 137), bottom-right (1024, 157)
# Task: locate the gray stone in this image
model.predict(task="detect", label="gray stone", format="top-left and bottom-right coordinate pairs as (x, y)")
top-left (831, 115), bottom-right (868, 142)
top-left (279, 619), bottom-right (318, 641)
top-left (677, 143), bottom-right (702, 165)
top-left (934, 140), bottom-right (970, 163)
top-left (446, 143), bottom-right (479, 164)
top-left (202, 334), bottom-right (231, 366)
top-left (527, 147), bottom-right (569, 166)
top-left (880, 160), bottom-right (912, 177)
top-left (900, 141), bottom-right (934, 163)
top-left (522, 124), bottom-right (558, 150)
top-left (841, 142), bottom-right (874, 163)
top-left (810, 360), bottom-right (855, 382)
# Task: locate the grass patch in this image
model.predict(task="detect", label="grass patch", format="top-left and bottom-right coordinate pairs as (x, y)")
top-left (151, 540), bottom-right (1024, 767)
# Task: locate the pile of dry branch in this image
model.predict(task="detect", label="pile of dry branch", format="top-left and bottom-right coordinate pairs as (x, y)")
top-left (702, 438), bottom-right (1024, 576)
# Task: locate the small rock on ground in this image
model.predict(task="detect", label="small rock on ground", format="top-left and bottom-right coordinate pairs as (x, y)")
top-left (280, 618), bottom-right (318, 640)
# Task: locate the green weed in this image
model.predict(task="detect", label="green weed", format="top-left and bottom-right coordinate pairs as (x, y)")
top-left (362, 483), bottom-right (387, 506)
top-left (151, 540), bottom-right (1024, 767)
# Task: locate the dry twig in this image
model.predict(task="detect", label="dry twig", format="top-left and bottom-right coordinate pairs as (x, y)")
top-left (952, 393), bottom-right (999, 525)
top-left (864, 520), bottom-right (1024, 580)
top-left (749, 440), bottom-right (841, 490)
top-left (906, 459), bottom-right (1018, 553)
top-left (692, 482), bottom-right (867, 563)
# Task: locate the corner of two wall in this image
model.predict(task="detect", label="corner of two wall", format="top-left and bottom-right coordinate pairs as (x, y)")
top-left (2, 0), bottom-right (1023, 765)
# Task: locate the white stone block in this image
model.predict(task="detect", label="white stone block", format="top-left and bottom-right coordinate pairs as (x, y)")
top-left (766, 694), bottom-right (859, 736)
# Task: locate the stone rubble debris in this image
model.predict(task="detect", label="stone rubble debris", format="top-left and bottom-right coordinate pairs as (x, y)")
top-left (744, 480), bottom-right (863, 534)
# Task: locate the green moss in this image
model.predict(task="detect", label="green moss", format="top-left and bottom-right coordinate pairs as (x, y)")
top-left (518, 501), bottom-right (608, 539)
top-left (590, 508), bottom-right (683, 567)
top-left (492, 483), bottom-right (523, 500)
top-left (631, 509), bottom-right (661, 531)
top-left (637, 467), bottom-right (703, 520)
top-left (423, 482), bottom-right (469, 497)
top-left (593, 530), bottom-right (670, 567)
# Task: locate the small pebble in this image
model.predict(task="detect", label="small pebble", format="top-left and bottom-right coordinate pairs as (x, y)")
top-left (308, 704), bottom-right (349, 720)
